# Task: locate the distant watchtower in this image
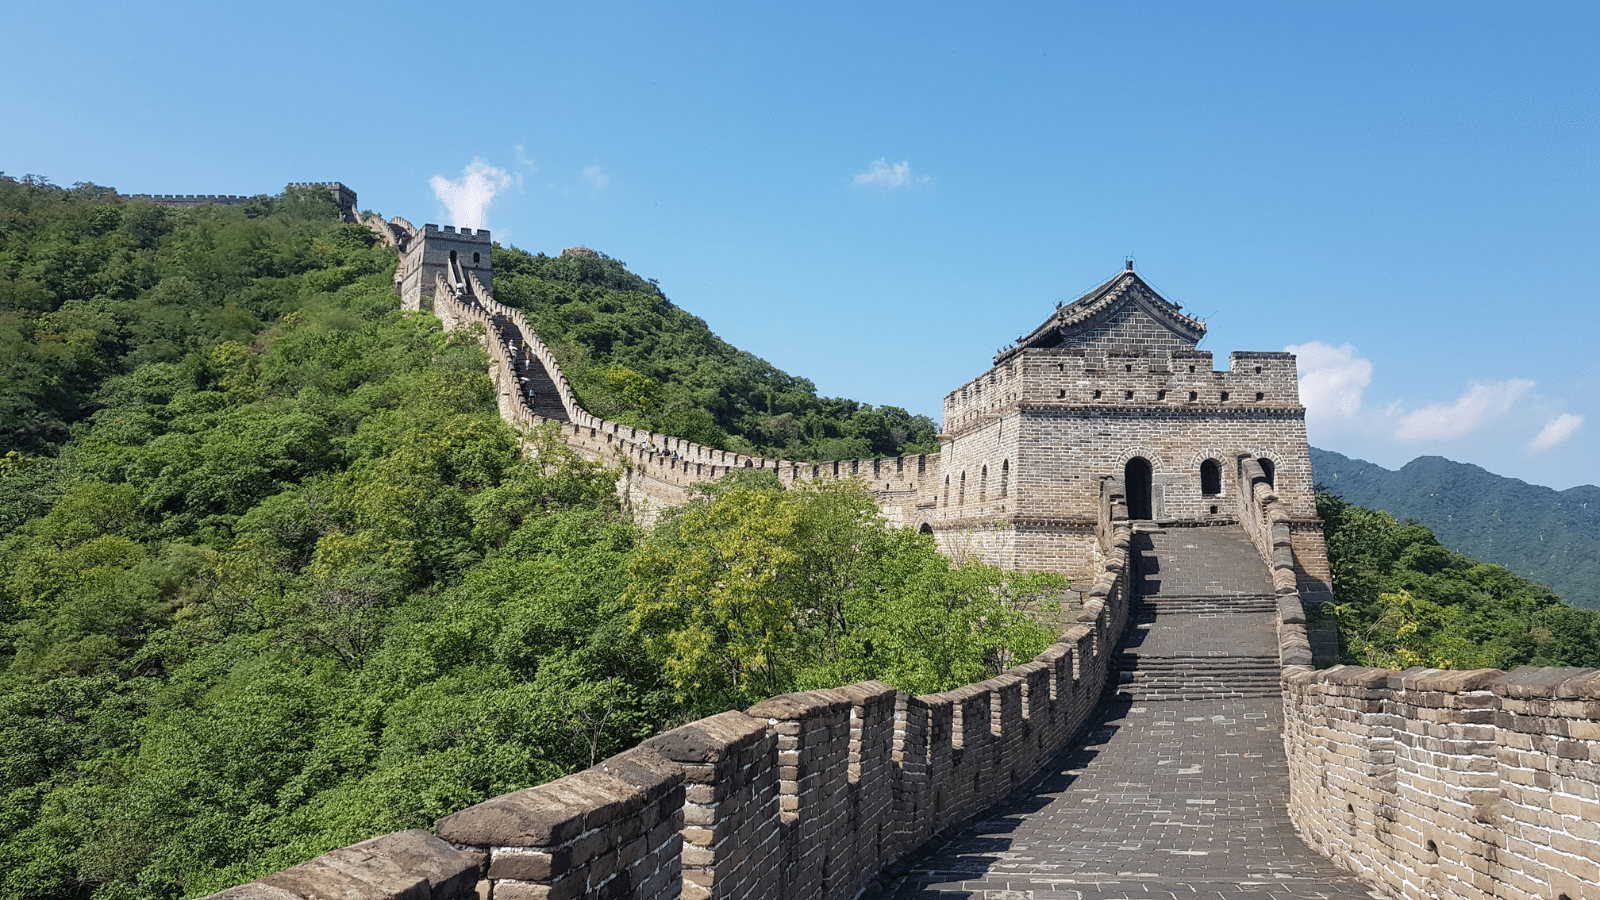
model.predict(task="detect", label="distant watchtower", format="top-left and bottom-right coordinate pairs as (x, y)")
top-left (929, 263), bottom-right (1319, 583)
top-left (398, 225), bottom-right (493, 312)
top-left (285, 182), bottom-right (358, 222)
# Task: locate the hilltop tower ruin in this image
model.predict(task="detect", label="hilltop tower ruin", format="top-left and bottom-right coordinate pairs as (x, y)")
top-left (927, 262), bottom-right (1328, 595)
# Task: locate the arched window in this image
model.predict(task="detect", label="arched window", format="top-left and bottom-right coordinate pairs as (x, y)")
top-left (472, 251), bottom-right (481, 264)
top-left (958, 471), bottom-right (966, 506)
top-left (1124, 457), bottom-right (1153, 520)
top-left (1200, 459), bottom-right (1221, 496)
top-left (449, 250), bottom-right (457, 264)
top-left (1260, 458), bottom-right (1276, 487)
top-left (980, 465), bottom-right (988, 502)
top-left (1000, 460), bottom-right (1009, 498)
top-left (943, 475), bottom-right (949, 507)
top-left (919, 523), bottom-right (934, 535)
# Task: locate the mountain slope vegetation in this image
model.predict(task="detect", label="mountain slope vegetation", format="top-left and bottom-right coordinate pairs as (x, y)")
top-left (1311, 448), bottom-right (1599, 609)
top-left (1316, 491), bottom-right (1600, 669)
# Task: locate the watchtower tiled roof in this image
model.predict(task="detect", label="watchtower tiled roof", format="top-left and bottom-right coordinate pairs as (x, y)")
top-left (994, 263), bottom-right (1206, 365)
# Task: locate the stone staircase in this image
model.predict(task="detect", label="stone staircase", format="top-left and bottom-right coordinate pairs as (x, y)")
top-left (1116, 524), bottom-right (1282, 701)
top-left (493, 314), bottom-right (571, 423)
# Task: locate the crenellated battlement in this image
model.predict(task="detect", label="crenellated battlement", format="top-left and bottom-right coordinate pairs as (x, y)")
top-left (129, 182), bottom-right (358, 221)
top-left (422, 222), bottom-right (493, 243)
top-left (942, 347), bottom-right (1303, 435)
top-left (124, 192), bottom-right (259, 206)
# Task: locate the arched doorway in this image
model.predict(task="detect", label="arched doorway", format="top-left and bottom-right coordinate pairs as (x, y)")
top-left (1200, 459), bottom-right (1222, 496)
top-left (918, 523), bottom-right (934, 535)
top-left (1125, 457), bottom-right (1153, 520)
top-left (1259, 458), bottom-right (1276, 487)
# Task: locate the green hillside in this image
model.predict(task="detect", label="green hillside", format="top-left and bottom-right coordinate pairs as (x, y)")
top-left (1317, 492), bottom-right (1600, 669)
top-left (1311, 448), bottom-right (1600, 609)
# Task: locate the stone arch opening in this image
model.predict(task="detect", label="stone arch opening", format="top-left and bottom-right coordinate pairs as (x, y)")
top-left (919, 523), bottom-right (933, 535)
top-left (1259, 458), bottom-right (1276, 487)
top-left (980, 465), bottom-right (988, 501)
top-left (473, 251), bottom-right (480, 264)
top-left (958, 471), bottom-right (966, 506)
top-left (449, 249), bottom-right (457, 264)
top-left (943, 475), bottom-right (949, 507)
top-left (1000, 459), bottom-right (1009, 498)
top-left (1125, 457), bottom-right (1153, 520)
top-left (1200, 459), bottom-right (1222, 496)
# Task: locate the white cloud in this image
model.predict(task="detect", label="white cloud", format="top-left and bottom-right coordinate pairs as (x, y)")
top-left (514, 144), bottom-right (537, 170)
top-left (853, 158), bottom-right (929, 188)
top-left (582, 165), bottom-right (610, 190)
top-left (429, 159), bottom-right (513, 231)
top-left (1528, 412), bottom-right (1583, 452)
top-left (1394, 379), bottom-right (1536, 441)
top-left (1286, 341), bottom-right (1372, 421)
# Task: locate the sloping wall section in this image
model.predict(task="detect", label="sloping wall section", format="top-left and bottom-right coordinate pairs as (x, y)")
top-left (422, 263), bottom-right (941, 530)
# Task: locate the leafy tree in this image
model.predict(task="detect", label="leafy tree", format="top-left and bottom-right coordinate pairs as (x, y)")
top-left (627, 475), bottom-right (1061, 715)
top-left (1318, 492), bottom-right (1600, 670)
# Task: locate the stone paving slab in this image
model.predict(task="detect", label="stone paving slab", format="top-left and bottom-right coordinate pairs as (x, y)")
top-left (885, 697), bottom-right (1378, 900)
top-left (882, 526), bottom-right (1378, 900)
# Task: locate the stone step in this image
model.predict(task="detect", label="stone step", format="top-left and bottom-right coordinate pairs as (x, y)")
top-left (1134, 596), bottom-right (1279, 610)
top-left (1120, 656), bottom-right (1280, 662)
top-left (1118, 663), bottom-right (1279, 671)
top-left (1116, 672), bottom-right (1280, 680)
top-left (1118, 669), bottom-right (1282, 682)
top-left (1118, 688), bottom-right (1283, 700)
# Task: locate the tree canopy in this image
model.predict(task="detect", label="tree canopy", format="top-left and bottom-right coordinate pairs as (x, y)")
top-left (1317, 492), bottom-right (1600, 670)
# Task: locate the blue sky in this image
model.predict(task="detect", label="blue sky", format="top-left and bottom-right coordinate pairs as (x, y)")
top-left (8, 1), bottom-right (1597, 489)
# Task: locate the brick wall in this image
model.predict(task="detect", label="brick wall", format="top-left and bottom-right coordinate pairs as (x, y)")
top-left (1283, 666), bottom-right (1600, 900)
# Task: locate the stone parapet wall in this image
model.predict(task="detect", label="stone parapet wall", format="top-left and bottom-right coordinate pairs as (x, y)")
top-left (203, 489), bottom-right (1137, 900)
top-left (1282, 665), bottom-right (1600, 900)
top-left (1234, 454), bottom-right (1333, 609)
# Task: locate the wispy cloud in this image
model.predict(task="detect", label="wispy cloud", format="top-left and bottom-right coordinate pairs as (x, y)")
top-left (1394, 379), bottom-right (1536, 441)
top-left (1286, 341), bottom-right (1372, 423)
top-left (429, 159), bottom-right (513, 231)
top-left (582, 165), bottom-right (610, 191)
top-left (853, 158), bottom-right (930, 188)
top-left (1529, 412), bottom-right (1583, 452)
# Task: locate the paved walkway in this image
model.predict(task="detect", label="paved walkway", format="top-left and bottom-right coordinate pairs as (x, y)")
top-left (886, 526), bottom-right (1377, 900)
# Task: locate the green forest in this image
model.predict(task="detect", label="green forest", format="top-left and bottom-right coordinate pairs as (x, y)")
top-left (0, 179), bottom-right (1055, 900)
top-left (1316, 492), bottom-right (1600, 670)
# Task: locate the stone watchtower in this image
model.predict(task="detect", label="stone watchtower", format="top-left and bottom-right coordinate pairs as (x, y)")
top-left (398, 225), bottom-right (493, 312)
top-left (928, 262), bottom-right (1320, 585)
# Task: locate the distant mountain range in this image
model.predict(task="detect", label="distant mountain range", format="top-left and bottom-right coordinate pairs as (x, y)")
top-left (1310, 449), bottom-right (1600, 610)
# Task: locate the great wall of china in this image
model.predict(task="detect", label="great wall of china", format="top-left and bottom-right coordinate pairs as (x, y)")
top-left (190, 187), bottom-right (1600, 900)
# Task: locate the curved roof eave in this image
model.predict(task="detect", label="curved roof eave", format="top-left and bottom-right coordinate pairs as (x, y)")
top-left (993, 269), bottom-right (1206, 365)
